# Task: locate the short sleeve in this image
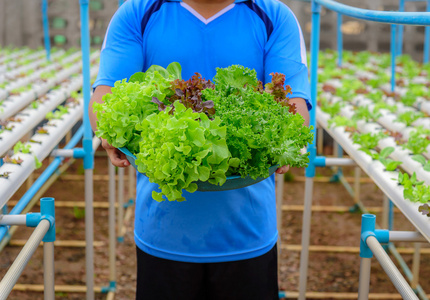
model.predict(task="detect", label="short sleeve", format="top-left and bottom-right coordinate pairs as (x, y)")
top-left (92, 0), bottom-right (144, 88)
top-left (264, 5), bottom-right (312, 111)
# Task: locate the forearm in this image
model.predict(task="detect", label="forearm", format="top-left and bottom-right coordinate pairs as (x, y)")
top-left (289, 97), bottom-right (310, 127)
top-left (89, 85), bottom-right (112, 133)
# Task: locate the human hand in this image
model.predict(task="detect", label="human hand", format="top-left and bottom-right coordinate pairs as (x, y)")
top-left (275, 165), bottom-right (289, 174)
top-left (101, 139), bottom-right (130, 168)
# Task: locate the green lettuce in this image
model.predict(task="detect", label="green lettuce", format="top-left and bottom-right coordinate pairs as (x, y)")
top-left (93, 66), bottom-right (176, 153)
top-left (135, 101), bottom-right (239, 202)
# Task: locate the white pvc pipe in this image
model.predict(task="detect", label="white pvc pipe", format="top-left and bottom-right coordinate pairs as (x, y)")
top-left (0, 215), bottom-right (26, 226)
top-left (0, 219), bottom-right (50, 300)
top-left (0, 50), bottom-right (68, 99)
top-left (366, 236), bottom-right (419, 300)
top-left (0, 51), bottom-right (99, 121)
top-left (0, 100), bottom-right (84, 209)
top-left (0, 48), bottom-right (31, 65)
top-left (0, 49), bottom-right (47, 76)
top-left (325, 157), bottom-right (357, 166)
top-left (92, 136), bottom-right (101, 151)
top-left (411, 243), bottom-right (421, 290)
top-left (358, 257), bottom-right (372, 300)
top-left (276, 173), bottom-right (284, 270)
top-left (43, 242), bottom-right (55, 300)
top-left (109, 162), bottom-right (116, 284)
top-left (50, 149), bottom-right (75, 158)
top-left (118, 167), bottom-right (125, 239)
top-left (298, 177), bottom-right (314, 300)
top-left (322, 96), bottom-right (430, 189)
top-left (317, 108), bottom-right (430, 242)
top-left (0, 65), bottom-right (99, 157)
top-left (85, 168), bottom-right (94, 300)
top-left (389, 231), bottom-right (426, 242)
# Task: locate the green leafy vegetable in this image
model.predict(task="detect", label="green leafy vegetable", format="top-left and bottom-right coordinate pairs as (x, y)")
top-left (135, 101), bottom-right (237, 202)
top-left (95, 64), bottom-right (313, 201)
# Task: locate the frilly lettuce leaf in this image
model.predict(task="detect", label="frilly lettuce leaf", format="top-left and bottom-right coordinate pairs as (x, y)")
top-left (135, 101), bottom-right (234, 202)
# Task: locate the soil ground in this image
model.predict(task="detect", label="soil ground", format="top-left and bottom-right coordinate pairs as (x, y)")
top-left (1, 146), bottom-right (429, 299)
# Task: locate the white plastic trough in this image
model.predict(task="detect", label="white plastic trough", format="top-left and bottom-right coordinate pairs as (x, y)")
top-left (0, 99), bottom-right (84, 208)
top-left (0, 49), bottom-right (55, 81)
top-left (0, 65), bottom-right (99, 157)
top-left (0, 51), bottom-right (99, 121)
top-left (317, 107), bottom-right (430, 242)
top-left (0, 50), bottom-right (73, 101)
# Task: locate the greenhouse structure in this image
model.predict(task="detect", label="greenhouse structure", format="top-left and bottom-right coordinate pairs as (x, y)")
top-left (0, 0), bottom-right (429, 299)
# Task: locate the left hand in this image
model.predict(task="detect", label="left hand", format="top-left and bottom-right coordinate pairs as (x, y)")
top-left (275, 165), bottom-right (289, 174)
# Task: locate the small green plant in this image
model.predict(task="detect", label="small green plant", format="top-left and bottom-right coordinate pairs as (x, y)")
top-left (396, 111), bottom-right (424, 127)
top-left (366, 90), bottom-right (384, 103)
top-left (30, 101), bottom-right (39, 109)
top-left (411, 154), bottom-right (430, 172)
top-left (400, 94), bottom-right (417, 107)
top-left (352, 131), bottom-right (388, 150)
top-left (73, 206), bottom-right (85, 219)
top-left (327, 115), bottom-right (357, 130)
top-left (13, 141), bottom-right (31, 154)
top-left (353, 106), bottom-right (381, 122)
top-left (319, 98), bottom-right (344, 117)
top-left (398, 172), bottom-right (423, 189)
top-left (398, 172), bottom-right (430, 217)
top-left (404, 184), bottom-right (430, 204)
top-left (46, 106), bottom-right (69, 120)
top-left (401, 127), bottom-right (430, 154)
top-left (378, 147), bottom-right (402, 171)
top-left (0, 172), bottom-right (12, 179)
top-left (372, 101), bottom-right (397, 114)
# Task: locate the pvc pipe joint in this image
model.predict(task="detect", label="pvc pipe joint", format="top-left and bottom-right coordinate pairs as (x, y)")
top-left (305, 146), bottom-right (317, 177)
top-left (73, 148), bottom-right (86, 159)
top-left (375, 229), bottom-right (390, 244)
top-left (26, 198), bottom-right (55, 242)
top-left (83, 139), bottom-right (94, 169)
top-left (101, 281), bottom-right (117, 293)
top-left (360, 214), bottom-right (376, 258)
top-left (311, 0), bottom-right (321, 13)
top-left (40, 197), bottom-right (55, 243)
top-left (313, 156), bottom-right (326, 167)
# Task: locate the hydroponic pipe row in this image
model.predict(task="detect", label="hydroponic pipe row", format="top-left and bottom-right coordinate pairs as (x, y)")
top-left (316, 107), bottom-right (430, 241)
top-left (0, 51), bottom-right (99, 121)
top-left (0, 49), bottom-right (54, 77)
top-left (0, 65), bottom-right (99, 157)
top-left (0, 98), bottom-right (85, 208)
top-left (333, 101), bottom-right (430, 185)
top-left (0, 49), bottom-right (81, 83)
top-left (0, 48), bottom-right (32, 66)
top-left (0, 50), bottom-right (74, 101)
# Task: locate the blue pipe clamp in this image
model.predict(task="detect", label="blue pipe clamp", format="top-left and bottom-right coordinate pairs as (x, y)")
top-left (26, 197), bottom-right (56, 243)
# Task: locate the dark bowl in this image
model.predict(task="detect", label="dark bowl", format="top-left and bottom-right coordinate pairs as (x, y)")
top-left (119, 147), bottom-right (277, 192)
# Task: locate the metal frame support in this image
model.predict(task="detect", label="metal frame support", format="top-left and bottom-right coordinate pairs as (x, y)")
top-left (0, 197), bottom-right (55, 300)
top-left (358, 214), bottom-right (421, 299)
top-left (79, 0), bottom-right (95, 299)
top-left (41, 0), bottom-right (51, 61)
top-left (298, 1), bottom-right (320, 299)
top-left (425, 0), bottom-right (430, 63)
top-left (337, 13), bottom-right (343, 67)
top-left (391, 24), bottom-right (397, 93)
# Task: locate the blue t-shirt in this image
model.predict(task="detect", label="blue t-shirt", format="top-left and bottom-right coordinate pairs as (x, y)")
top-left (94, 0), bottom-right (311, 263)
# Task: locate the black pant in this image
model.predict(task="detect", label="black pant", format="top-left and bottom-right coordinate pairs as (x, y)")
top-left (136, 245), bottom-right (279, 300)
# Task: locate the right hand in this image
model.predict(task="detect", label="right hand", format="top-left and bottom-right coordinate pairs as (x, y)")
top-left (101, 139), bottom-right (130, 168)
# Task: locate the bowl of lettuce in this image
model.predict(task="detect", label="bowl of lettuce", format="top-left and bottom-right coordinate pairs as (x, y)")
top-left (118, 146), bottom-right (278, 192)
top-left (94, 63), bottom-right (313, 202)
